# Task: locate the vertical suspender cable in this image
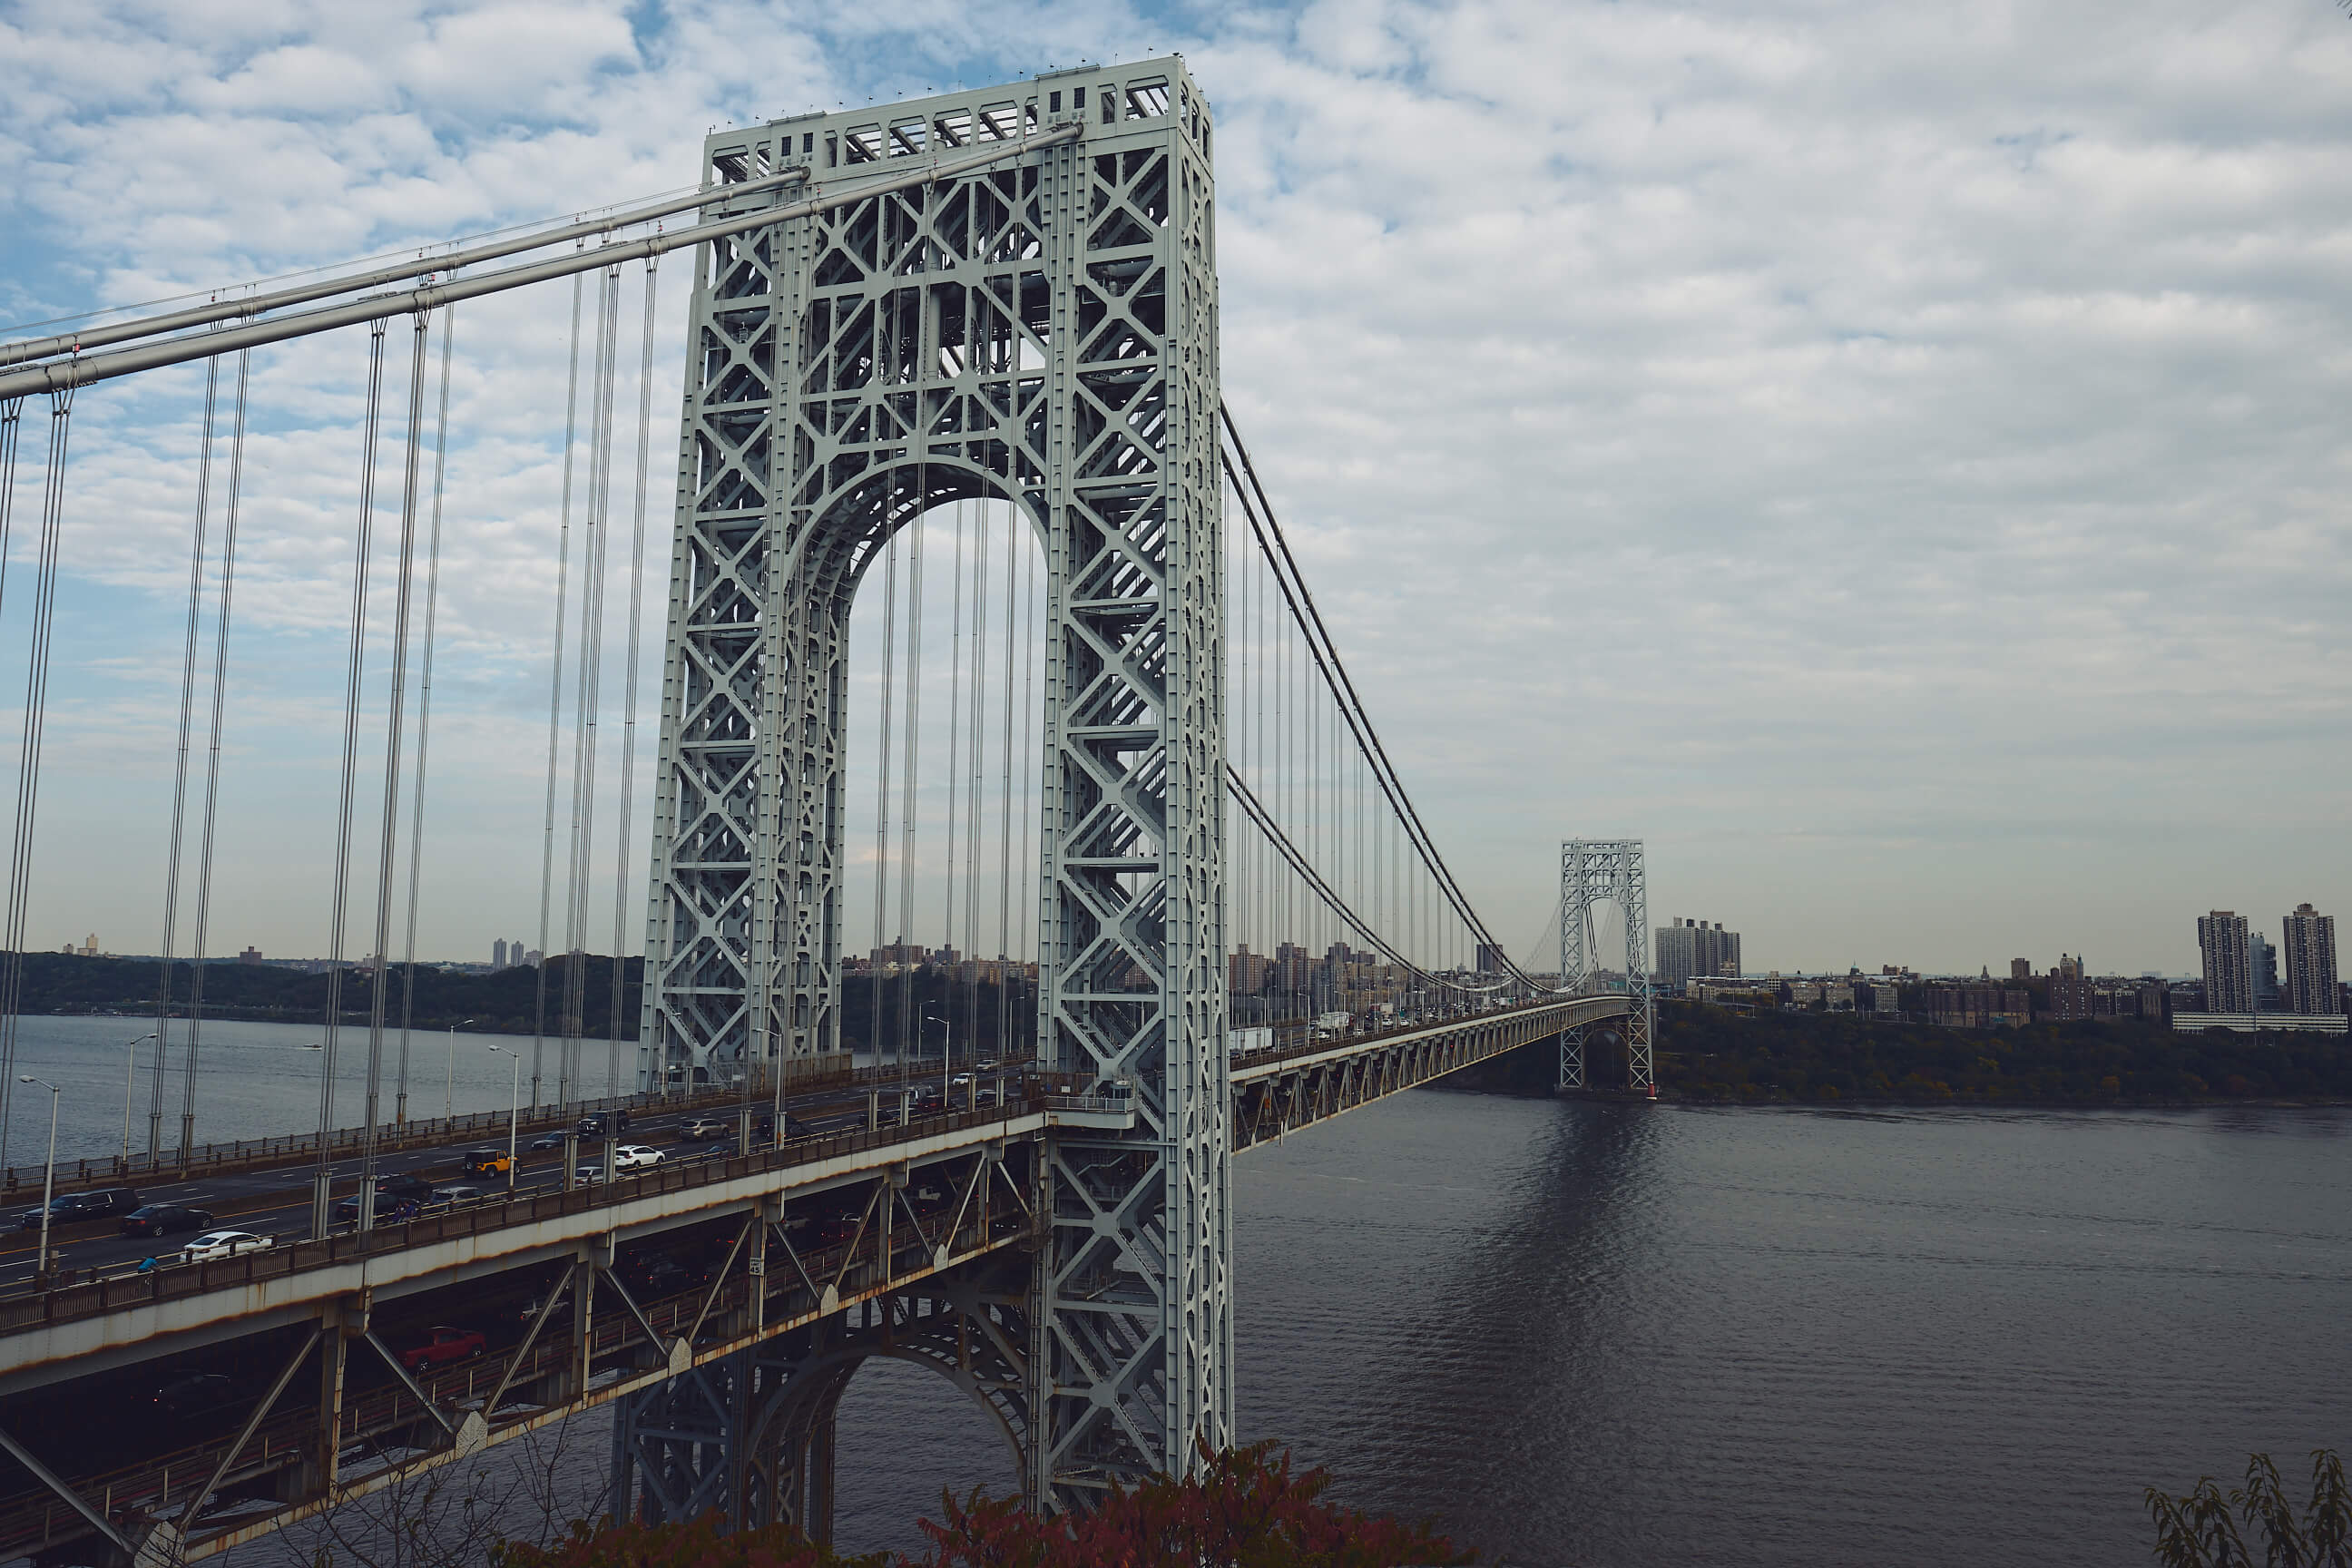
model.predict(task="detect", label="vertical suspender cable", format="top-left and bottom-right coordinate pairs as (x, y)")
top-left (995, 498), bottom-right (1016, 1063)
top-left (395, 305), bottom-right (456, 1127)
top-left (564, 260), bottom-right (622, 1112)
top-left (609, 258), bottom-right (659, 1101)
top-left (939, 500), bottom-right (965, 1061)
top-left (0, 385), bottom-right (72, 1172)
top-left (869, 527), bottom-right (898, 1071)
top-left (313, 319), bottom-right (387, 1237)
top-left (180, 348), bottom-right (250, 1161)
top-left (357, 309), bottom-right (435, 1232)
top-left (965, 503), bottom-right (988, 1065)
top-left (1016, 531), bottom-right (1036, 1061)
top-left (533, 260), bottom-right (587, 1111)
top-left (894, 483), bottom-right (925, 1072)
top-left (150, 353), bottom-right (220, 1165)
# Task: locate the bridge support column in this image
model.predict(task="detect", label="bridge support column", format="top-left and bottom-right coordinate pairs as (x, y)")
top-left (1559, 839), bottom-right (1655, 1093)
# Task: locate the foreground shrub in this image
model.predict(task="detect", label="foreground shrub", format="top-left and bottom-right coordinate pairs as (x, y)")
top-left (2147, 1450), bottom-right (2349, 1567)
top-left (495, 1441), bottom-right (1469, 1568)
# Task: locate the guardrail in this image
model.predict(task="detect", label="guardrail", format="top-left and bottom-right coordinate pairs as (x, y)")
top-left (1227, 996), bottom-right (1605, 1078)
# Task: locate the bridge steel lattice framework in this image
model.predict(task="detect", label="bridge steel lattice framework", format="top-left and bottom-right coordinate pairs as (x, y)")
top-left (1558, 838), bottom-right (1656, 1093)
top-left (640, 59), bottom-right (1229, 1509)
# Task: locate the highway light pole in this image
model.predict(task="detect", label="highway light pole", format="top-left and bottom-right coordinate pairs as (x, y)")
top-left (19, 1076), bottom-right (59, 1281)
top-left (487, 1044), bottom-right (520, 1192)
top-left (117, 1030), bottom-right (156, 1170)
top-left (922, 1005), bottom-right (951, 1108)
top-left (445, 1019), bottom-right (474, 1121)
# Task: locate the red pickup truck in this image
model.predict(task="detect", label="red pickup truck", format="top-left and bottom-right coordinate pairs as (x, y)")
top-left (397, 1327), bottom-right (485, 1374)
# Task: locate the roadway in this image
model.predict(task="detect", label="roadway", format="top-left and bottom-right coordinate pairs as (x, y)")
top-left (0, 1068), bottom-right (1021, 1295)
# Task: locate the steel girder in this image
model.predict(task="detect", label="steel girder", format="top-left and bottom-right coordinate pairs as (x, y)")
top-left (641, 62), bottom-right (1228, 1504)
top-left (1559, 840), bottom-right (1655, 1091)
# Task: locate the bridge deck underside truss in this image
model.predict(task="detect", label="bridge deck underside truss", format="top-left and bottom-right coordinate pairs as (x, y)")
top-left (642, 60), bottom-right (1226, 1506)
top-left (0, 1140), bottom-right (1044, 1567)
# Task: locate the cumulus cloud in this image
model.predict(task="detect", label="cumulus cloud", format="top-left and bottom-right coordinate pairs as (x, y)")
top-left (0, 0), bottom-right (2346, 974)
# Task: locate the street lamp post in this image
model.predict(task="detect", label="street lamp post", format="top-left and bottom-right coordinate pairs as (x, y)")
top-left (118, 1030), bottom-right (156, 1171)
top-left (486, 1045), bottom-right (521, 1192)
top-left (922, 1005), bottom-right (951, 1108)
top-left (18, 1076), bottom-right (59, 1281)
top-left (445, 1019), bottom-right (474, 1122)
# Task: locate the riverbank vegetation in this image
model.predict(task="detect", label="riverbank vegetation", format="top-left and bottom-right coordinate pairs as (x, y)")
top-left (1656, 1000), bottom-right (2352, 1105)
top-left (2147, 1449), bottom-right (2347, 1567)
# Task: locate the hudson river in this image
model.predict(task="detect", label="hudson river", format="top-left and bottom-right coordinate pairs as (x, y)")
top-left (830, 1088), bottom-right (2352, 1566)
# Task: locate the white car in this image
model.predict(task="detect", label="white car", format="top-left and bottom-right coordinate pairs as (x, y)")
top-left (612, 1145), bottom-right (665, 1171)
top-left (181, 1230), bottom-right (272, 1264)
top-left (681, 1118), bottom-right (728, 1141)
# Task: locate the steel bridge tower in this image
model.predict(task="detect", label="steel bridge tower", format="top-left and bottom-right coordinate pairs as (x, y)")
top-left (634, 61), bottom-right (1229, 1519)
top-left (1558, 838), bottom-right (1654, 1093)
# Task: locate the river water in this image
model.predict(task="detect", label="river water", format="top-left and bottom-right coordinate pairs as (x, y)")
top-left (13, 1020), bottom-right (2344, 1567)
top-left (830, 1089), bottom-right (2352, 1567)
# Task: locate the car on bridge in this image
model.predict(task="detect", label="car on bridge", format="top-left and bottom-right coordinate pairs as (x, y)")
top-left (461, 1148), bottom-right (512, 1175)
top-left (18, 1188), bottom-right (142, 1229)
top-left (151, 1371), bottom-right (258, 1426)
top-left (577, 1111), bottom-right (632, 1137)
top-left (332, 1193), bottom-right (422, 1227)
top-left (612, 1144), bottom-right (665, 1171)
top-left (681, 1117), bottom-right (729, 1140)
top-left (528, 1132), bottom-right (568, 1152)
top-left (371, 1173), bottom-right (437, 1201)
top-left (119, 1203), bottom-right (213, 1238)
top-left (395, 1327), bottom-right (485, 1373)
top-left (180, 1230), bottom-right (271, 1263)
top-left (431, 1183), bottom-right (489, 1204)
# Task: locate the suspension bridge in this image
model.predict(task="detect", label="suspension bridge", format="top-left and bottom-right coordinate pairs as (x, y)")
top-left (0, 61), bottom-right (1650, 1565)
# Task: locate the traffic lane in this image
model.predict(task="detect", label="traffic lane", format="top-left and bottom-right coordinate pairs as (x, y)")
top-left (0, 1077), bottom-right (1012, 1287)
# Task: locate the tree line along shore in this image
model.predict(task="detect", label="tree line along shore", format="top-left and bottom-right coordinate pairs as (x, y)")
top-left (8, 953), bottom-right (1038, 1060)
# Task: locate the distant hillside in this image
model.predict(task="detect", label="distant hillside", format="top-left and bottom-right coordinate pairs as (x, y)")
top-left (9, 952), bottom-right (642, 1038)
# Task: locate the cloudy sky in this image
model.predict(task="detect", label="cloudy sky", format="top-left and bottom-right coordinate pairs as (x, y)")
top-left (1, 0), bottom-right (2347, 980)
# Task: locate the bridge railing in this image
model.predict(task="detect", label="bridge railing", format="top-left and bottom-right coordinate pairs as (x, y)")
top-left (0, 1091), bottom-right (1063, 1336)
top-left (1227, 996), bottom-right (1582, 1078)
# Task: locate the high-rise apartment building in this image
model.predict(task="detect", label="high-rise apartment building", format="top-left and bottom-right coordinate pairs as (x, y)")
top-left (493, 938), bottom-right (508, 970)
top-left (2283, 904), bottom-right (2339, 1017)
top-left (1657, 918), bottom-right (1742, 992)
top-left (2198, 911), bottom-right (2251, 1014)
top-left (2249, 934), bottom-right (2280, 1010)
top-left (2009, 958), bottom-right (2032, 983)
top-left (1474, 942), bottom-right (1509, 975)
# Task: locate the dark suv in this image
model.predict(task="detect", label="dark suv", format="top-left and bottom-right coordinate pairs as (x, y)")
top-left (576, 1111), bottom-right (632, 1137)
top-left (19, 1189), bottom-right (140, 1230)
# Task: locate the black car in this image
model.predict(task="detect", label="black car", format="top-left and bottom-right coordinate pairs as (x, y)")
top-left (576, 1110), bottom-right (632, 1137)
top-left (332, 1193), bottom-right (422, 1226)
top-left (152, 1371), bottom-right (256, 1424)
top-left (527, 1132), bottom-right (567, 1152)
top-left (371, 1173), bottom-right (436, 1201)
top-left (19, 1188), bottom-right (141, 1229)
top-left (121, 1204), bottom-right (213, 1238)
top-left (752, 1112), bottom-right (813, 1140)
